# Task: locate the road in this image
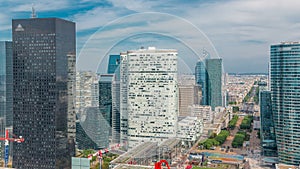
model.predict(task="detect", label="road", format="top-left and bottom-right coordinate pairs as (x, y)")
top-left (223, 116), bottom-right (244, 149)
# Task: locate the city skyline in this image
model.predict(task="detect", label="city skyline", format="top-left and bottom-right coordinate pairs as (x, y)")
top-left (1, 0), bottom-right (300, 73)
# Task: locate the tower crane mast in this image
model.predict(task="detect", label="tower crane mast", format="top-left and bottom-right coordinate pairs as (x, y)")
top-left (0, 129), bottom-right (24, 167)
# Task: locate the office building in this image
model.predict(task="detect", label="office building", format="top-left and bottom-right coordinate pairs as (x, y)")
top-left (260, 89), bottom-right (277, 157)
top-left (76, 107), bottom-right (109, 150)
top-left (99, 74), bottom-right (114, 135)
top-left (75, 71), bottom-right (99, 114)
top-left (178, 75), bottom-right (200, 116)
top-left (111, 74), bottom-right (120, 144)
top-left (195, 59), bottom-right (223, 110)
top-left (206, 58), bottom-right (223, 110)
top-left (189, 105), bottom-right (213, 123)
top-left (67, 53), bottom-right (76, 148)
top-left (120, 47), bottom-right (178, 149)
top-left (195, 60), bottom-right (207, 105)
top-left (270, 42), bottom-right (300, 165)
top-left (12, 18), bottom-right (75, 169)
top-left (107, 55), bottom-right (121, 143)
top-left (0, 41), bottom-right (12, 158)
top-left (107, 54), bottom-right (121, 74)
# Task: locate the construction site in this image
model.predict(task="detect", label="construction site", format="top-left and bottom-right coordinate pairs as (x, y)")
top-left (110, 138), bottom-right (182, 168)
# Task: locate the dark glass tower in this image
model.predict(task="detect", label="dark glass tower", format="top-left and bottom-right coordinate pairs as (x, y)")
top-left (12, 18), bottom-right (76, 169)
top-left (99, 74), bottom-right (114, 135)
top-left (260, 90), bottom-right (277, 157)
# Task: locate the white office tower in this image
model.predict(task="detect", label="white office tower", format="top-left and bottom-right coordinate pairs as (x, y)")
top-left (120, 47), bottom-right (179, 149)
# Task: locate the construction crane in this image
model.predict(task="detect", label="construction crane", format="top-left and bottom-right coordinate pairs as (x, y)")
top-left (0, 129), bottom-right (24, 167)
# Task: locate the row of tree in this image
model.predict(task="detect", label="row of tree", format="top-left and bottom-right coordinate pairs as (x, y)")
top-left (232, 131), bottom-right (249, 148)
top-left (240, 115), bottom-right (253, 130)
top-left (200, 130), bottom-right (230, 149)
top-left (228, 115), bottom-right (239, 129)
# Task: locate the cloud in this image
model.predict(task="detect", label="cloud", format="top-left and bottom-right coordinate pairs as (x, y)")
top-left (73, 7), bottom-right (127, 31)
top-left (3, 0), bottom-right (300, 73)
top-left (12, 0), bottom-right (71, 12)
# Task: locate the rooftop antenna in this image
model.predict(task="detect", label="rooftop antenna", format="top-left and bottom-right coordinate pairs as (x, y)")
top-left (31, 4), bottom-right (37, 18)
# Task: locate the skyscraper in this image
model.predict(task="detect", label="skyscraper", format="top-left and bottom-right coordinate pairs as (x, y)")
top-left (111, 74), bottom-right (120, 144)
top-left (107, 55), bottom-right (121, 144)
top-left (107, 54), bottom-right (121, 74)
top-left (120, 47), bottom-right (178, 149)
top-left (206, 58), bottom-right (223, 110)
top-left (260, 89), bottom-right (277, 157)
top-left (12, 18), bottom-right (75, 169)
top-left (195, 60), bottom-right (207, 105)
top-left (178, 75), bottom-right (200, 117)
top-left (270, 42), bottom-right (300, 165)
top-left (75, 71), bottom-right (99, 113)
top-left (0, 41), bottom-right (13, 158)
top-left (99, 74), bottom-right (114, 135)
top-left (195, 58), bottom-right (223, 110)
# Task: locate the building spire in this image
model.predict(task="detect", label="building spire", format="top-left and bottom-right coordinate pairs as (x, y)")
top-left (31, 4), bottom-right (36, 18)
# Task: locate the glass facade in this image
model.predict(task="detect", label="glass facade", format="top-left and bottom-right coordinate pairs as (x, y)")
top-left (270, 42), bottom-right (300, 165)
top-left (195, 60), bottom-right (207, 105)
top-left (206, 58), bottom-right (223, 110)
top-left (99, 74), bottom-right (114, 136)
top-left (260, 90), bottom-right (277, 157)
top-left (76, 107), bottom-right (109, 150)
top-left (0, 41), bottom-right (13, 159)
top-left (111, 74), bottom-right (120, 144)
top-left (107, 54), bottom-right (120, 74)
top-left (12, 18), bottom-right (76, 169)
top-left (71, 157), bottom-right (90, 169)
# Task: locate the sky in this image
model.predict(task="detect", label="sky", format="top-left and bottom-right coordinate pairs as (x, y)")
top-left (1, 0), bottom-right (300, 73)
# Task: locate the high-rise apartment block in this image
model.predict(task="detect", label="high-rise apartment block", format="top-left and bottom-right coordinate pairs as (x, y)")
top-left (270, 42), bottom-right (300, 165)
top-left (12, 18), bottom-right (76, 169)
top-left (120, 47), bottom-right (178, 149)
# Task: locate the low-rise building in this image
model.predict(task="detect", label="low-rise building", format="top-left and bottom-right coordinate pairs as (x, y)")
top-left (177, 116), bottom-right (203, 147)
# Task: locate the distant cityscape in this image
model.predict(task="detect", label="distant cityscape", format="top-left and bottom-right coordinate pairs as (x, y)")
top-left (0, 5), bottom-right (299, 169)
